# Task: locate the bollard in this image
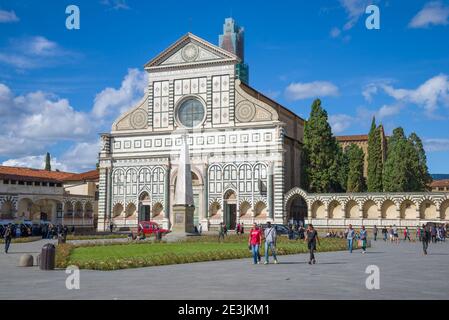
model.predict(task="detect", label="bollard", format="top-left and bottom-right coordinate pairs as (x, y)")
top-left (40, 243), bottom-right (56, 270)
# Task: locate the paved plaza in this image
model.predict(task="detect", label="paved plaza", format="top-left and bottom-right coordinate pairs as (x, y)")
top-left (0, 238), bottom-right (448, 300)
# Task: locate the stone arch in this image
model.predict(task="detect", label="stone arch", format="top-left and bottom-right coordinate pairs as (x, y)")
top-left (74, 201), bottom-right (84, 218)
top-left (381, 199), bottom-right (397, 219)
top-left (85, 201), bottom-right (94, 219)
top-left (0, 199), bottom-right (15, 219)
top-left (152, 202), bottom-right (164, 218)
top-left (239, 201), bottom-right (252, 217)
top-left (363, 200), bottom-right (378, 219)
top-left (64, 201), bottom-right (74, 218)
top-left (171, 167), bottom-right (204, 186)
top-left (345, 200), bottom-right (359, 219)
top-left (311, 200), bottom-right (326, 219)
top-left (113, 203), bottom-right (124, 218)
top-left (440, 200), bottom-right (449, 220)
top-left (285, 191), bottom-right (308, 222)
top-left (400, 199), bottom-right (417, 219)
top-left (209, 201), bottom-right (221, 217)
top-left (328, 200), bottom-right (343, 219)
top-left (125, 202), bottom-right (137, 218)
top-left (419, 200), bottom-right (437, 220)
top-left (254, 201), bottom-right (267, 217)
top-left (17, 198), bottom-right (34, 220)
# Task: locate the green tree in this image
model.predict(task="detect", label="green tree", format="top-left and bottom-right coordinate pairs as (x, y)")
top-left (383, 127), bottom-right (425, 192)
top-left (44, 152), bottom-right (51, 171)
top-left (346, 144), bottom-right (366, 192)
top-left (367, 117), bottom-right (383, 192)
top-left (408, 132), bottom-right (432, 191)
top-left (303, 99), bottom-right (341, 192)
top-left (335, 144), bottom-right (349, 192)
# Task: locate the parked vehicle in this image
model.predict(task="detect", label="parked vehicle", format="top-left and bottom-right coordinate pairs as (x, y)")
top-left (137, 221), bottom-right (170, 235)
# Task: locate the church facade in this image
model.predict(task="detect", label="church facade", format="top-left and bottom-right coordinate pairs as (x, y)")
top-left (97, 19), bottom-right (304, 231)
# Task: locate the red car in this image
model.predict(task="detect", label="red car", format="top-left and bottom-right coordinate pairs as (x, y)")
top-left (137, 221), bottom-right (169, 235)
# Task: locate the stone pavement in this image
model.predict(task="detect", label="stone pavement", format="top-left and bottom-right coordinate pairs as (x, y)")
top-left (0, 238), bottom-right (448, 300)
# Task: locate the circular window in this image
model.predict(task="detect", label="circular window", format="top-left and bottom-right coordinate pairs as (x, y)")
top-left (177, 98), bottom-right (205, 128)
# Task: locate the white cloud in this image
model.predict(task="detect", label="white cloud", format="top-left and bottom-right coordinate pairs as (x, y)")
top-left (409, 1), bottom-right (449, 28)
top-left (424, 138), bottom-right (449, 152)
top-left (285, 81), bottom-right (339, 101)
top-left (2, 155), bottom-right (69, 172)
top-left (380, 74), bottom-right (449, 114)
top-left (0, 36), bottom-right (78, 70)
top-left (0, 9), bottom-right (19, 23)
top-left (0, 68), bottom-right (145, 171)
top-left (59, 141), bottom-right (100, 172)
top-left (340, 0), bottom-right (375, 30)
top-left (329, 114), bottom-right (355, 134)
top-left (376, 104), bottom-right (403, 119)
top-left (0, 83), bottom-right (93, 157)
top-left (92, 68), bottom-right (147, 118)
top-left (362, 84), bottom-right (378, 102)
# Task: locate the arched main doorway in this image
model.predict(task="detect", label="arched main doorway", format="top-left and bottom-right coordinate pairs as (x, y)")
top-left (287, 195), bottom-right (308, 225)
top-left (224, 190), bottom-right (237, 230)
top-left (138, 192), bottom-right (151, 222)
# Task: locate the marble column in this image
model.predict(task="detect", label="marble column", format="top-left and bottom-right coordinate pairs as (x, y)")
top-left (163, 166), bottom-right (170, 229)
top-left (267, 163), bottom-right (274, 221)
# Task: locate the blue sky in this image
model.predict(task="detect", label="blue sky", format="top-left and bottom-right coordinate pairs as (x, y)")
top-left (0, 0), bottom-right (448, 173)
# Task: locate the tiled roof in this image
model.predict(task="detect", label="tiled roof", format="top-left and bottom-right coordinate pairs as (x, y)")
top-left (62, 169), bottom-right (99, 182)
top-left (336, 135), bottom-right (369, 142)
top-left (0, 166), bottom-right (75, 183)
top-left (430, 179), bottom-right (449, 188)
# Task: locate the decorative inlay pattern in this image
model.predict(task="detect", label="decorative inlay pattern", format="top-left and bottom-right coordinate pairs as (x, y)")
top-left (131, 109), bottom-right (148, 129)
top-left (236, 102), bottom-right (256, 122)
top-left (181, 44), bottom-right (199, 62)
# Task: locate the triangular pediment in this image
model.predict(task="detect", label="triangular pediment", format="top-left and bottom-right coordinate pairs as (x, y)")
top-left (145, 33), bottom-right (240, 69)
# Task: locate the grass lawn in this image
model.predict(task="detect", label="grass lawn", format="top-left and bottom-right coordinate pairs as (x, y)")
top-left (57, 236), bottom-right (351, 270)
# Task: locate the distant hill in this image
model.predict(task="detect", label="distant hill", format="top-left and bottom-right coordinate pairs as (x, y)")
top-left (431, 174), bottom-right (449, 180)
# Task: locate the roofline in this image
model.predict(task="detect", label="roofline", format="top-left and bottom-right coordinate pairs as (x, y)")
top-left (144, 32), bottom-right (241, 69)
top-left (238, 81), bottom-right (305, 124)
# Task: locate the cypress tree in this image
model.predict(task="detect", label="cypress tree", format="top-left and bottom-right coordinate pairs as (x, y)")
top-left (44, 152), bottom-right (51, 171)
top-left (303, 99), bottom-right (340, 193)
top-left (408, 133), bottom-right (432, 191)
top-left (367, 117), bottom-right (383, 192)
top-left (346, 144), bottom-right (366, 192)
top-left (383, 128), bottom-right (409, 192)
top-left (335, 144), bottom-right (349, 192)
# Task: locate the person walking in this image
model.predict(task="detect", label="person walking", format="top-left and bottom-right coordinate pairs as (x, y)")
top-left (305, 224), bottom-right (319, 264)
top-left (248, 223), bottom-right (262, 265)
top-left (381, 226), bottom-right (387, 241)
top-left (3, 224), bottom-right (12, 254)
top-left (421, 224), bottom-right (430, 255)
top-left (360, 226), bottom-right (367, 254)
top-left (236, 223), bottom-right (241, 235)
top-left (198, 223), bottom-right (202, 235)
top-left (431, 225), bottom-right (437, 243)
top-left (373, 225), bottom-right (378, 241)
top-left (218, 222), bottom-right (225, 242)
top-left (346, 224), bottom-right (355, 253)
top-left (263, 222), bottom-right (278, 264)
top-left (404, 227), bottom-right (411, 242)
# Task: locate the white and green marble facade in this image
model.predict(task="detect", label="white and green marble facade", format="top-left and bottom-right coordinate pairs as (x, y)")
top-left (97, 33), bottom-right (303, 231)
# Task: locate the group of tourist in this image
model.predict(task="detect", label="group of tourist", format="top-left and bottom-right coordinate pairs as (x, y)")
top-left (1, 222), bottom-right (75, 254)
